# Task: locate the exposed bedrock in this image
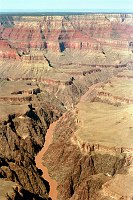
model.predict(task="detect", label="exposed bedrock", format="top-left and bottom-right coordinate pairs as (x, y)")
top-left (43, 67), bottom-right (119, 108)
top-left (42, 111), bottom-right (128, 200)
top-left (0, 14), bottom-right (133, 200)
top-left (0, 14), bottom-right (133, 58)
top-left (42, 70), bottom-right (133, 199)
top-left (0, 40), bottom-right (20, 60)
top-left (0, 179), bottom-right (23, 200)
top-left (0, 92), bottom-right (65, 200)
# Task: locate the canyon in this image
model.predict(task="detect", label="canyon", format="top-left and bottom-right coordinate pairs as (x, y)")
top-left (0, 13), bottom-right (133, 200)
top-left (35, 118), bottom-right (61, 200)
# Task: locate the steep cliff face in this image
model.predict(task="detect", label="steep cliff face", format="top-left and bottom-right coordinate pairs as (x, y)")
top-left (42, 69), bottom-right (133, 200)
top-left (0, 14), bottom-right (133, 200)
top-left (0, 86), bottom-right (65, 199)
top-left (42, 111), bottom-right (127, 200)
top-left (0, 40), bottom-right (20, 59)
top-left (0, 14), bottom-right (132, 58)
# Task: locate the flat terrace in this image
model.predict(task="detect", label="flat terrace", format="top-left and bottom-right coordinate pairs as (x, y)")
top-left (102, 174), bottom-right (133, 199)
top-left (76, 101), bottom-right (133, 149)
top-left (0, 59), bottom-right (50, 79)
top-left (0, 79), bottom-right (39, 97)
top-left (0, 103), bottom-right (29, 121)
top-left (0, 80), bottom-right (38, 121)
top-left (117, 69), bottom-right (133, 79)
top-left (97, 77), bottom-right (133, 99)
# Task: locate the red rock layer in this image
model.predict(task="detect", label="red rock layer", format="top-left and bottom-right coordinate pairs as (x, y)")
top-left (1, 27), bottom-right (45, 50)
top-left (0, 14), bottom-right (133, 58)
top-left (0, 39), bottom-right (20, 59)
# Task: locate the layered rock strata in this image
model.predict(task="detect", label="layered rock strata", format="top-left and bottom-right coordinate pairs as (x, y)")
top-left (0, 79), bottom-right (65, 199)
top-left (42, 70), bottom-right (133, 200)
top-left (0, 14), bottom-right (133, 64)
top-left (0, 14), bottom-right (133, 200)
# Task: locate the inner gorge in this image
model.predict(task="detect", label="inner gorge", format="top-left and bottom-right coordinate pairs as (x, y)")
top-left (0, 13), bottom-right (133, 200)
top-left (35, 117), bottom-right (62, 200)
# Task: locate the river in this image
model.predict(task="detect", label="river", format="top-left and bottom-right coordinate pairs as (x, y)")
top-left (35, 82), bottom-right (102, 200)
top-left (35, 119), bottom-right (59, 200)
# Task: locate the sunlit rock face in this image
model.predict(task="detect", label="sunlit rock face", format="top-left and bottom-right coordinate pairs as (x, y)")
top-left (0, 14), bottom-right (133, 200)
top-left (0, 14), bottom-right (133, 55)
top-left (0, 14), bottom-right (133, 81)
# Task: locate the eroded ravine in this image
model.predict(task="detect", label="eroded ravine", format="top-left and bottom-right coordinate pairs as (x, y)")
top-left (35, 119), bottom-right (60, 200)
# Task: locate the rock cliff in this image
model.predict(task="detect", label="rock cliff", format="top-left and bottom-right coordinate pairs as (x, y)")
top-left (0, 13), bottom-right (133, 200)
top-left (42, 70), bottom-right (133, 200)
top-left (0, 14), bottom-right (133, 61)
top-left (0, 80), bottom-right (65, 199)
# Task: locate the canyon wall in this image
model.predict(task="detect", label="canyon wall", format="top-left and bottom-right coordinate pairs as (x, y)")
top-left (0, 14), bottom-right (133, 200)
top-left (42, 111), bottom-right (127, 200)
top-left (0, 14), bottom-right (133, 60)
top-left (0, 90), bottom-right (65, 200)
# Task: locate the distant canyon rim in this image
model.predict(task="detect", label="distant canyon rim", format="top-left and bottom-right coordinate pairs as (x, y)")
top-left (0, 13), bottom-right (133, 200)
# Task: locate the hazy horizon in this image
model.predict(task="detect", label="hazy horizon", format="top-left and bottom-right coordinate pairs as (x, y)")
top-left (0, 0), bottom-right (133, 13)
top-left (0, 9), bottom-right (133, 15)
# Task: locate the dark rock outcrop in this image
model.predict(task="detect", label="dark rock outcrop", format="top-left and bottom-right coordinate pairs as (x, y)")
top-left (0, 92), bottom-right (65, 199)
top-left (42, 111), bottom-right (127, 200)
